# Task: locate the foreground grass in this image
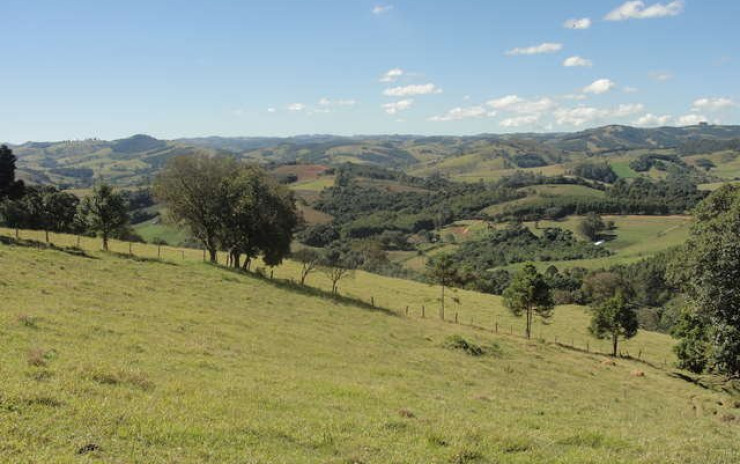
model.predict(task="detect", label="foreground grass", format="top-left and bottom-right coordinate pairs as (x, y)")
top-left (2, 239), bottom-right (740, 462)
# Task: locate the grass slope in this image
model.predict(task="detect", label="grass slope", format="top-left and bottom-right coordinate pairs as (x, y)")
top-left (2, 234), bottom-right (740, 462)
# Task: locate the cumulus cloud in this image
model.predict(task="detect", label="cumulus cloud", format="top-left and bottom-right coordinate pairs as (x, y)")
top-left (382, 99), bottom-right (413, 115)
top-left (633, 113), bottom-right (672, 126)
top-left (563, 18), bottom-right (592, 29)
top-left (500, 115), bottom-right (541, 128)
top-left (649, 71), bottom-right (674, 82)
top-left (383, 83), bottom-right (442, 97)
top-left (555, 103), bottom-right (643, 126)
top-left (692, 97), bottom-right (736, 112)
top-left (318, 98), bottom-right (357, 107)
top-left (379, 68), bottom-right (404, 83)
top-left (677, 114), bottom-right (708, 126)
top-left (486, 95), bottom-right (557, 114)
top-left (563, 56), bottom-right (593, 67)
top-left (505, 42), bottom-right (563, 56)
top-left (429, 106), bottom-right (489, 122)
top-left (287, 103), bottom-right (305, 112)
top-left (267, 107), bottom-right (277, 113)
top-left (605, 1), bottom-right (684, 21)
top-left (582, 78), bottom-right (616, 95)
top-left (372, 5), bottom-right (393, 15)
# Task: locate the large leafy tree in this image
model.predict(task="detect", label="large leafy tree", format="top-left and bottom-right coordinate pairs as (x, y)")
top-left (154, 154), bottom-right (238, 262)
top-left (668, 184), bottom-right (740, 376)
top-left (0, 145), bottom-right (24, 200)
top-left (0, 186), bottom-right (79, 241)
top-left (589, 293), bottom-right (639, 357)
top-left (503, 264), bottom-right (554, 339)
top-left (219, 164), bottom-right (297, 269)
top-left (80, 184), bottom-right (129, 251)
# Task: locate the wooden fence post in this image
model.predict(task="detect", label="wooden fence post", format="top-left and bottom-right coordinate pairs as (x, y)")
top-left (405, 306), bottom-right (408, 316)
top-left (454, 312), bottom-right (458, 324)
top-left (422, 306), bottom-right (425, 318)
top-left (371, 297), bottom-right (375, 307)
top-left (181, 250), bottom-right (185, 260)
top-left (15, 228), bottom-right (19, 240)
top-left (495, 322), bottom-right (498, 333)
top-left (129, 243), bottom-right (133, 255)
top-left (157, 245), bottom-right (161, 259)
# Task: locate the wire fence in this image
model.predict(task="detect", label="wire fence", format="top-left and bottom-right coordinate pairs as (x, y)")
top-left (0, 227), bottom-right (673, 369)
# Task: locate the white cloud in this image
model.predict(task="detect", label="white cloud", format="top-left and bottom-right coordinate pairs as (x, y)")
top-left (287, 103), bottom-right (305, 112)
top-left (582, 78), bottom-right (616, 95)
top-left (555, 103), bottom-right (643, 126)
top-left (677, 114), bottom-right (708, 126)
top-left (383, 83), bottom-right (442, 97)
top-left (505, 42), bottom-right (563, 56)
top-left (379, 68), bottom-right (404, 83)
top-left (612, 103), bottom-right (645, 117)
top-left (318, 98), bottom-right (357, 107)
top-left (382, 99), bottom-right (413, 115)
top-left (563, 56), bottom-right (593, 67)
top-left (649, 71), bottom-right (674, 82)
top-left (486, 95), bottom-right (557, 114)
top-left (500, 115), bottom-right (541, 128)
top-left (372, 5), bottom-right (393, 15)
top-left (429, 106), bottom-right (489, 122)
top-left (633, 113), bottom-right (672, 126)
top-left (267, 107), bottom-right (276, 113)
top-left (563, 18), bottom-right (592, 29)
top-left (623, 86), bottom-right (639, 94)
top-left (692, 97), bottom-right (736, 112)
top-left (605, 1), bottom-right (684, 21)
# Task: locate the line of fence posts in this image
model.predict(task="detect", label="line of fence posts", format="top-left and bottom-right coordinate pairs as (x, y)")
top-left (5, 229), bottom-right (664, 367)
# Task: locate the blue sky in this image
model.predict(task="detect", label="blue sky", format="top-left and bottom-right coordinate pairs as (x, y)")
top-left (1, 0), bottom-right (738, 142)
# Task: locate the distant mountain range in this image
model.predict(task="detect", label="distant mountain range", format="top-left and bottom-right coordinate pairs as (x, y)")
top-left (7, 125), bottom-right (740, 188)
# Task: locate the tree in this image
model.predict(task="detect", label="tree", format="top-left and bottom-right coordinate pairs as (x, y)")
top-left (578, 212), bottom-right (605, 242)
top-left (293, 248), bottom-right (321, 285)
top-left (589, 293), bottom-right (638, 357)
top-left (154, 154), bottom-right (237, 263)
top-left (581, 272), bottom-right (632, 305)
top-left (0, 145), bottom-right (24, 200)
top-left (503, 264), bottom-right (554, 339)
top-left (218, 164), bottom-right (297, 269)
top-left (320, 248), bottom-right (357, 295)
top-left (0, 186), bottom-right (79, 241)
top-left (80, 184), bottom-right (129, 251)
top-left (668, 184), bottom-right (740, 376)
top-left (426, 254), bottom-right (458, 320)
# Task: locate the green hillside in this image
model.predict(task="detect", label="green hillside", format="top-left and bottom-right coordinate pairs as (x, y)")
top-left (2, 233), bottom-right (740, 463)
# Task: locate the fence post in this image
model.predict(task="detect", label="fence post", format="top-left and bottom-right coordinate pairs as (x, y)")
top-left (181, 250), bottom-right (185, 260)
top-left (129, 243), bottom-right (133, 255)
top-left (15, 228), bottom-right (19, 240)
top-left (510, 325), bottom-right (513, 334)
top-left (586, 341), bottom-right (590, 352)
top-left (422, 305), bottom-right (425, 318)
top-left (405, 306), bottom-right (409, 316)
top-left (371, 296), bottom-right (375, 307)
top-left (158, 245), bottom-right (161, 259)
top-left (454, 312), bottom-right (458, 324)
top-left (495, 322), bottom-right (498, 333)
top-left (76, 236), bottom-right (81, 248)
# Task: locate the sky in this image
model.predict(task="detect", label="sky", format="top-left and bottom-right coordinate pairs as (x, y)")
top-left (1, 0), bottom-right (738, 142)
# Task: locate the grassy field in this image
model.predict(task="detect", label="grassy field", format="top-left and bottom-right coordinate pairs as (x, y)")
top-left (2, 235), bottom-right (740, 463)
top-left (133, 220), bottom-right (190, 246)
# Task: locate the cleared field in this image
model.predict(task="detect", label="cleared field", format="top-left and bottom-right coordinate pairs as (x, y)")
top-left (1, 236), bottom-right (739, 463)
top-left (482, 184), bottom-right (605, 216)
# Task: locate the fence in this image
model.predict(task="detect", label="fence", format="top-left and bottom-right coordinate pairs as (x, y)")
top-left (0, 227), bottom-right (673, 369)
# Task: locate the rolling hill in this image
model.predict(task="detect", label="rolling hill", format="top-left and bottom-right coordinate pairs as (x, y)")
top-left (2, 232), bottom-right (740, 463)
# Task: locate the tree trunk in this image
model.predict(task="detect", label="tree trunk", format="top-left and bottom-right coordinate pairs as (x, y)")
top-left (232, 251), bottom-right (241, 269)
top-left (300, 266), bottom-right (308, 285)
top-left (45, 230), bottom-right (49, 243)
top-left (102, 234), bottom-right (109, 251)
top-left (612, 331), bottom-right (619, 357)
top-left (208, 248), bottom-right (217, 263)
top-left (242, 257), bottom-right (251, 272)
top-left (525, 306), bottom-right (532, 339)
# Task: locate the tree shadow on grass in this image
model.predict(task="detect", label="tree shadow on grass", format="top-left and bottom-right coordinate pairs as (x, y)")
top-left (213, 263), bottom-right (397, 316)
top-left (0, 236), bottom-right (98, 260)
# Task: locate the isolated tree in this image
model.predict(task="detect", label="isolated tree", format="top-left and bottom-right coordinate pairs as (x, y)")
top-left (590, 293), bottom-right (638, 357)
top-left (426, 254), bottom-right (458, 319)
top-left (80, 184), bottom-right (129, 251)
top-left (503, 264), bottom-right (554, 339)
top-left (293, 248), bottom-right (321, 285)
top-left (668, 184), bottom-right (740, 376)
top-left (320, 248), bottom-right (357, 295)
top-left (154, 154), bottom-right (237, 262)
top-left (578, 212), bottom-right (606, 242)
top-left (219, 164), bottom-right (297, 269)
top-left (0, 145), bottom-right (24, 199)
